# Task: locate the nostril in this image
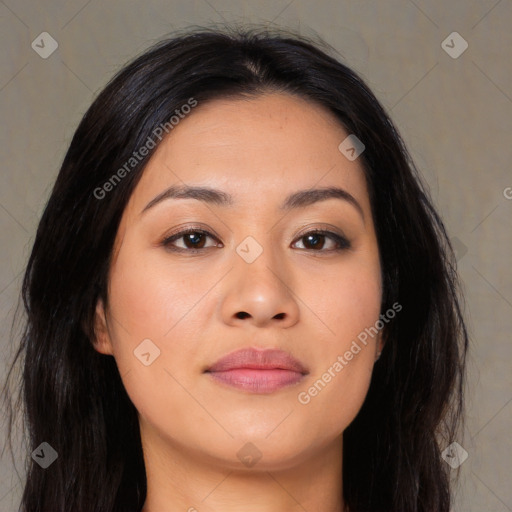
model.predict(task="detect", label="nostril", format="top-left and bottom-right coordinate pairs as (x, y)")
top-left (236, 311), bottom-right (250, 319)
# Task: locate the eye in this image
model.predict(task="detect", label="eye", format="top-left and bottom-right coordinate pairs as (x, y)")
top-left (292, 230), bottom-right (351, 252)
top-left (161, 227), bottom-right (351, 254)
top-left (161, 228), bottom-right (222, 253)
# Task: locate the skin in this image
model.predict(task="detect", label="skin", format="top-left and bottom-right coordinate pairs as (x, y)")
top-left (93, 93), bottom-right (383, 512)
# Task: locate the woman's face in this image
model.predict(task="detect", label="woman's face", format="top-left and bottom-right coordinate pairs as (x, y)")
top-left (94, 93), bottom-right (383, 471)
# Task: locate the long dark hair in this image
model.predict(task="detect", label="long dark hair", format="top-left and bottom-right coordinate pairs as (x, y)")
top-left (2, 25), bottom-right (468, 512)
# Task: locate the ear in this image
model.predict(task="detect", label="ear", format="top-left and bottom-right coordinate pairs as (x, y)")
top-left (92, 298), bottom-right (114, 355)
top-left (375, 330), bottom-right (386, 361)
top-left (378, 329), bottom-right (386, 352)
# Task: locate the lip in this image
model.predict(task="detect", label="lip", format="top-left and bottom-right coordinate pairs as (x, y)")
top-left (204, 347), bottom-right (309, 394)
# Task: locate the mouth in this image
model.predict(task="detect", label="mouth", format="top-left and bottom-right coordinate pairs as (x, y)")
top-left (204, 347), bottom-right (309, 394)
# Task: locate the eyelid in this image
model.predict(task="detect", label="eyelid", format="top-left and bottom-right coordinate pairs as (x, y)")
top-left (163, 223), bottom-right (221, 241)
top-left (293, 223), bottom-right (348, 241)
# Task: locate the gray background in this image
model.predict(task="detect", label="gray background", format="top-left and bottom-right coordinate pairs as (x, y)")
top-left (1, 1), bottom-right (511, 511)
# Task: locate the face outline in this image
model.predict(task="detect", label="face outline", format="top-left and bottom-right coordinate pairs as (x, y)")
top-left (93, 92), bottom-right (383, 476)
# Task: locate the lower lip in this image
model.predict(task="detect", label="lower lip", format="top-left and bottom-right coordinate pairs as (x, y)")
top-left (206, 368), bottom-right (305, 393)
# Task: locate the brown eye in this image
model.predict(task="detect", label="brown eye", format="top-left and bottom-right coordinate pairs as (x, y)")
top-left (292, 230), bottom-right (351, 252)
top-left (302, 233), bottom-right (328, 250)
top-left (162, 229), bottom-right (220, 252)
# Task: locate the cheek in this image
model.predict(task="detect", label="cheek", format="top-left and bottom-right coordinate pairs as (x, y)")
top-left (104, 241), bottom-right (210, 394)
top-left (104, 244), bottom-right (209, 425)
top-left (303, 250), bottom-right (382, 345)
top-left (107, 242), bottom-right (207, 341)
top-left (294, 257), bottom-right (381, 434)
top-left (329, 272), bottom-right (382, 342)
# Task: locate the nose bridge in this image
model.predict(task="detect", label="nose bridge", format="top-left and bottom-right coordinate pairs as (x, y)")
top-left (234, 226), bottom-right (288, 284)
top-left (219, 230), bottom-right (300, 327)
top-left (236, 231), bottom-right (283, 292)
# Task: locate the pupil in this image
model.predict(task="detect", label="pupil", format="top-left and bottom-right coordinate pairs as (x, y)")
top-left (186, 233), bottom-right (204, 248)
top-left (306, 234), bottom-right (324, 249)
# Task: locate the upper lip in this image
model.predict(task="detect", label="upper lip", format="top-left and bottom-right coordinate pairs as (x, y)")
top-left (205, 347), bottom-right (309, 374)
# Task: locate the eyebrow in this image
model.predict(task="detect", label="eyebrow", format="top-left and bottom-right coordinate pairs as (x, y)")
top-left (141, 184), bottom-right (364, 220)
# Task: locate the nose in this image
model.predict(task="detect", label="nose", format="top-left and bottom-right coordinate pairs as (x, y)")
top-left (219, 245), bottom-right (300, 329)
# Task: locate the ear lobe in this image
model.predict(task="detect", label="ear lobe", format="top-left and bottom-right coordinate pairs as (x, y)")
top-left (92, 298), bottom-right (114, 355)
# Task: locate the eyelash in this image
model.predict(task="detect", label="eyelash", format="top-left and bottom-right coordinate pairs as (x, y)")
top-left (161, 226), bottom-right (351, 254)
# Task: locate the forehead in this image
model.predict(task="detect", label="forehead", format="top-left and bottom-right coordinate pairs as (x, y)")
top-left (127, 93), bottom-right (370, 215)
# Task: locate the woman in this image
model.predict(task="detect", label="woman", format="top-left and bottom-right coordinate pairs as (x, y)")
top-left (3, 26), bottom-right (468, 512)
